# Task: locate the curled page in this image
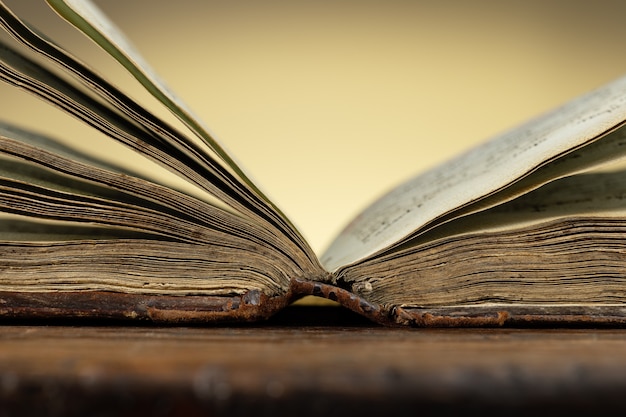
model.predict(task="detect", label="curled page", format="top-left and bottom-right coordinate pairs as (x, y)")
top-left (45, 0), bottom-right (267, 202)
top-left (323, 76), bottom-right (626, 271)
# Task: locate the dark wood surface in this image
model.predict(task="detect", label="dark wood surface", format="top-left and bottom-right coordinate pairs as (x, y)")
top-left (2, 305), bottom-right (626, 417)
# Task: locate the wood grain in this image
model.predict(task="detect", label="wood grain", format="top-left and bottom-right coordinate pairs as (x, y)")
top-left (1, 306), bottom-right (626, 416)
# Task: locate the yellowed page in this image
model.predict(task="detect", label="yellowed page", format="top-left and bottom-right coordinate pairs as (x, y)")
top-left (322, 75), bottom-right (626, 271)
top-left (45, 0), bottom-right (229, 165)
top-left (45, 0), bottom-right (275, 209)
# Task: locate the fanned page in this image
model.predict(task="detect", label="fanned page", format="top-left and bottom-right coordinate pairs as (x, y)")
top-left (6, 0), bottom-right (317, 260)
top-left (322, 76), bottom-right (626, 271)
top-left (44, 0), bottom-right (305, 246)
top-left (44, 0), bottom-right (243, 181)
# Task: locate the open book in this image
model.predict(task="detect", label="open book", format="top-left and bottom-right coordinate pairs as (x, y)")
top-left (2, 0), bottom-right (626, 326)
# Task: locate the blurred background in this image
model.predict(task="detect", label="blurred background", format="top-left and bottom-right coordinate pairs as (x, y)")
top-left (2, 0), bottom-right (626, 255)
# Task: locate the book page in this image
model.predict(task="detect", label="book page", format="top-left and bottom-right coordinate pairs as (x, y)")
top-left (42, 0), bottom-right (309, 252)
top-left (322, 75), bottom-right (626, 271)
top-left (339, 168), bottom-right (626, 311)
top-left (402, 163), bottom-right (626, 249)
top-left (44, 0), bottom-right (228, 164)
top-left (45, 0), bottom-right (273, 207)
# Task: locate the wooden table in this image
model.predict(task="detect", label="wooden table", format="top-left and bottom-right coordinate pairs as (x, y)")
top-left (1, 305), bottom-right (626, 416)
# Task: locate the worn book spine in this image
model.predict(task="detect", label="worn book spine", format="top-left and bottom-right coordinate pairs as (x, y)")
top-left (3, 278), bottom-right (626, 327)
top-left (0, 277), bottom-right (385, 324)
top-left (0, 290), bottom-right (292, 324)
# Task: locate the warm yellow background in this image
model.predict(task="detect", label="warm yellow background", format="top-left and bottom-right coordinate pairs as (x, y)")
top-left (2, 0), bottom-right (626, 254)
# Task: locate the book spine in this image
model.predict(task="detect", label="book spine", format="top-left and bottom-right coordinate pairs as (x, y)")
top-left (289, 278), bottom-right (401, 326)
top-left (0, 290), bottom-right (292, 324)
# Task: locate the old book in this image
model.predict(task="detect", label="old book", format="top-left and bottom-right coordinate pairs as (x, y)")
top-left (2, 0), bottom-right (626, 327)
